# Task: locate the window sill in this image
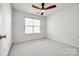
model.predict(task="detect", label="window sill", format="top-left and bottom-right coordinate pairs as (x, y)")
top-left (25, 33), bottom-right (41, 35)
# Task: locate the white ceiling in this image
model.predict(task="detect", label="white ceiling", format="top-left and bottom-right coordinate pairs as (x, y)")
top-left (12, 3), bottom-right (78, 17)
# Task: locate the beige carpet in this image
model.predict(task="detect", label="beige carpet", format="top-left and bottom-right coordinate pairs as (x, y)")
top-left (9, 39), bottom-right (79, 56)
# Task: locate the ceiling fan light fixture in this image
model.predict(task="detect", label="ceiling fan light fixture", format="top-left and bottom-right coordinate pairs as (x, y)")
top-left (41, 10), bottom-right (45, 13)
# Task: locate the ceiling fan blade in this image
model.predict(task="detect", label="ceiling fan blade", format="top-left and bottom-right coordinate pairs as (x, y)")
top-left (41, 12), bottom-right (44, 15)
top-left (44, 5), bottom-right (56, 10)
top-left (32, 4), bottom-right (42, 10)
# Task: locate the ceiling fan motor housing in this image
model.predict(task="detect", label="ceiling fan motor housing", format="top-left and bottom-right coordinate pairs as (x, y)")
top-left (42, 3), bottom-right (45, 9)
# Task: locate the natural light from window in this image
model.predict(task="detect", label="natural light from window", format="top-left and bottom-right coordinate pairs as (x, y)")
top-left (25, 17), bottom-right (40, 34)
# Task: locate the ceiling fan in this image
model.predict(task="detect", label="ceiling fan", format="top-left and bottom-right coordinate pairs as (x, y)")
top-left (32, 3), bottom-right (56, 15)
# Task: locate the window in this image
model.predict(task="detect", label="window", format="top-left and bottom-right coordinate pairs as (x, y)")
top-left (25, 17), bottom-right (40, 34)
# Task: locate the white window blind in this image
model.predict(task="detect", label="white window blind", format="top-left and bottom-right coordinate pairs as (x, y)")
top-left (25, 17), bottom-right (40, 34)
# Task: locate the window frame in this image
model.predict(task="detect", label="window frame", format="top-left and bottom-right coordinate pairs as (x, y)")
top-left (25, 17), bottom-right (41, 34)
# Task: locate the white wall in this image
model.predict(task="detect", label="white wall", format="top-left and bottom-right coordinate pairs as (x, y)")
top-left (46, 5), bottom-right (79, 48)
top-left (12, 9), bottom-right (46, 43)
top-left (1, 3), bottom-right (12, 55)
top-left (0, 4), bottom-right (2, 56)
